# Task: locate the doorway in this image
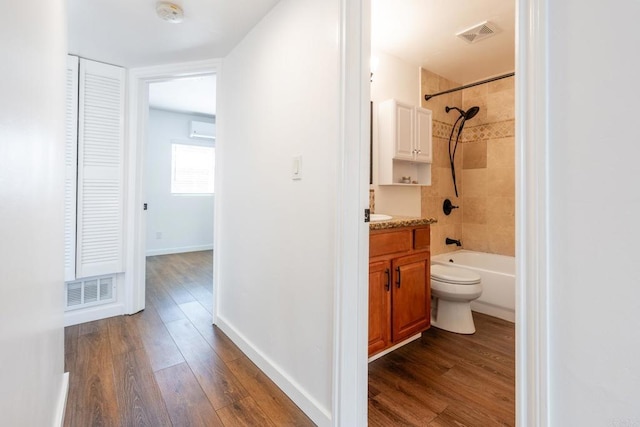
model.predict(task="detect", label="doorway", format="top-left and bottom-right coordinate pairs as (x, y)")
top-left (145, 76), bottom-right (216, 257)
top-left (364, 0), bottom-right (524, 424)
top-left (143, 76), bottom-right (216, 314)
top-left (124, 60), bottom-right (222, 319)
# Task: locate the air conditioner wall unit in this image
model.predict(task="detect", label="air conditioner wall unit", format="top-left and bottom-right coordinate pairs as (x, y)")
top-left (190, 120), bottom-right (215, 140)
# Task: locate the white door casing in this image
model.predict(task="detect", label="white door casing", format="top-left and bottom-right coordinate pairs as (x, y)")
top-left (125, 59), bottom-right (222, 316)
top-left (516, 0), bottom-right (550, 424)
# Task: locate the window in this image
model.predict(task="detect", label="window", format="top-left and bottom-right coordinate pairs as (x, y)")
top-left (171, 143), bottom-right (215, 194)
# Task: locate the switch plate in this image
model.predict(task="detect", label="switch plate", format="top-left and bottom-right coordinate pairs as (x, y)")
top-left (292, 155), bottom-right (302, 180)
top-left (156, 232), bottom-right (162, 239)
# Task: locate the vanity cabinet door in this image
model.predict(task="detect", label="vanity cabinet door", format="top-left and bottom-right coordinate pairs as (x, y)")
top-left (368, 260), bottom-right (392, 356)
top-left (391, 251), bottom-right (430, 342)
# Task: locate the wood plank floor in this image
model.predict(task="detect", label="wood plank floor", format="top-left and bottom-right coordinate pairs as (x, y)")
top-left (64, 250), bottom-right (515, 426)
top-left (64, 251), bottom-right (314, 427)
top-left (368, 312), bottom-right (515, 426)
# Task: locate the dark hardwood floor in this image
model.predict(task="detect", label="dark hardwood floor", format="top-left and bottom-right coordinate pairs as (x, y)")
top-left (64, 250), bottom-right (515, 426)
top-left (368, 312), bottom-right (515, 426)
top-left (64, 251), bottom-right (313, 427)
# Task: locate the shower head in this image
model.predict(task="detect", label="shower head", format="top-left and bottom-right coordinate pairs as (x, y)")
top-left (445, 105), bottom-right (480, 121)
top-left (446, 105), bottom-right (481, 198)
top-left (465, 106), bottom-right (480, 120)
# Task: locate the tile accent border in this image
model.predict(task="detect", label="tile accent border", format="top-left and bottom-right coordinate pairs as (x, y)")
top-left (433, 119), bottom-right (515, 143)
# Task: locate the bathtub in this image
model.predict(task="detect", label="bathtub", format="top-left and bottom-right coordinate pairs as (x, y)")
top-left (431, 250), bottom-right (515, 322)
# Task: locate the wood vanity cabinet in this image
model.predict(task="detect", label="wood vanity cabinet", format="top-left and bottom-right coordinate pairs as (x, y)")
top-left (368, 225), bottom-right (431, 357)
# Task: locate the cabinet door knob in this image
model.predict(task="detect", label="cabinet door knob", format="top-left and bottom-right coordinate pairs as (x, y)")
top-left (385, 268), bottom-right (390, 291)
top-left (396, 266), bottom-right (401, 288)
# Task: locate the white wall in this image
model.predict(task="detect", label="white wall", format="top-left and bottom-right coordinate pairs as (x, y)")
top-left (216, 0), bottom-right (340, 424)
top-left (0, 0), bottom-right (67, 425)
top-left (546, 0), bottom-right (640, 424)
top-left (370, 50), bottom-right (422, 216)
top-left (145, 108), bottom-right (214, 256)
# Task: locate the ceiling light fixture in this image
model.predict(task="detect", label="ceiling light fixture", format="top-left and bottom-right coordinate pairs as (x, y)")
top-left (156, 2), bottom-right (184, 23)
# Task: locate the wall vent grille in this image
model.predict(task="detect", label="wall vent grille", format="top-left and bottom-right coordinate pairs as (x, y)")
top-left (456, 21), bottom-right (499, 44)
top-left (65, 275), bottom-right (115, 311)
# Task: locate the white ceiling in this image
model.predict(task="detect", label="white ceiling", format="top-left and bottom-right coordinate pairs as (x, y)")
top-left (148, 75), bottom-right (216, 116)
top-left (68, 0), bottom-right (514, 115)
top-left (67, 0), bottom-right (280, 68)
top-left (372, 0), bottom-right (515, 85)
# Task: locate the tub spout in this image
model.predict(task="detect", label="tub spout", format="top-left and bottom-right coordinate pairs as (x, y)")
top-left (445, 237), bottom-right (462, 247)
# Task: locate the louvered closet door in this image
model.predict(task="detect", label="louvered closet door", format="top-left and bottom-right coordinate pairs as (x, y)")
top-left (76, 59), bottom-right (125, 278)
top-left (64, 55), bottom-right (79, 281)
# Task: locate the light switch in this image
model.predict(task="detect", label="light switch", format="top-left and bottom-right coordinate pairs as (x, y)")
top-left (292, 155), bottom-right (302, 180)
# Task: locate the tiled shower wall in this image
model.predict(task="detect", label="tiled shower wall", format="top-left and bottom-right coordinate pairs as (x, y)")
top-left (421, 70), bottom-right (515, 256)
top-left (420, 69), bottom-right (464, 255)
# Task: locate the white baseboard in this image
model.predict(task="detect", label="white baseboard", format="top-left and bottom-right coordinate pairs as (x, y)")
top-left (367, 333), bottom-right (422, 363)
top-left (216, 315), bottom-right (331, 427)
top-left (54, 372), bottom-right (69, 427)
top-left (145, 244), bottom-right (213, 257)
top-left (63, 302), bottom-right (125, 327)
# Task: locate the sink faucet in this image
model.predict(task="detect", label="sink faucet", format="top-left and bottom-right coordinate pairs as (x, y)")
top-left (445, 237), bottom-right (462, 247)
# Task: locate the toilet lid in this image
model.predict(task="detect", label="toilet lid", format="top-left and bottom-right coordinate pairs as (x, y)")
top-left (431, 264), bottom-right (481, 285)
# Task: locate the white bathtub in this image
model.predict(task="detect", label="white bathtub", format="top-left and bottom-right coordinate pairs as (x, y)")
top-left (431, 250), bottom-right (515, 322)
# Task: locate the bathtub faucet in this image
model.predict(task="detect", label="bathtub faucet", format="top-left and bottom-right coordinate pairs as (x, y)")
top-left (445, 237), bottom-right (462, 247)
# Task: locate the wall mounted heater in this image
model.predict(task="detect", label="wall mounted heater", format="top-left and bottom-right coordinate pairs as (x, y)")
top-left (190, 120), bottom-right (215, 140)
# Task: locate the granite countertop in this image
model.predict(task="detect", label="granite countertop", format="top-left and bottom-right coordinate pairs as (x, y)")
top-left (369, 215), bottom-right (437, 231)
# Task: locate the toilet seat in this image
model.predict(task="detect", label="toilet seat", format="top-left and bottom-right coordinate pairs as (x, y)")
top-left (431, 264), bottom-right (480, 285)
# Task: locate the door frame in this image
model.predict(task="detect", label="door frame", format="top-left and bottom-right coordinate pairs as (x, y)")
top-left (515, 0), bottom-right (550, 423)
top-left (331, 0), bottom-right (371, 424)
top-left (124, 59), bottom-right (222, 318)
top-left (335, 0), bottom-right (551, 424)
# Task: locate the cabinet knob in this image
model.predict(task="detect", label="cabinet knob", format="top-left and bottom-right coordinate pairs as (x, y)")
top-left (396, 266), bottom-right (401, 288)
top-left (385, 268), bottom-right (390, 291)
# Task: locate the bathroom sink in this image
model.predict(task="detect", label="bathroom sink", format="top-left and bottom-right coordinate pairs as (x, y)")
top-left (370, 213), bottom-right (393, 222)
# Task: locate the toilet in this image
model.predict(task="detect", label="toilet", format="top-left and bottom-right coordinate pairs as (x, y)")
top-left (430, 264), bottom-right (483, 334)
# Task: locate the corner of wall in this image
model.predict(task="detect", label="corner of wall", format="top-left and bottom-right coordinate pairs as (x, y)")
top-left (215, 315), bottom-right (332, 427)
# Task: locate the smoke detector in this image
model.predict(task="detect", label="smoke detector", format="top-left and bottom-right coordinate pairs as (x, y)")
top-left (456, 21), bottom-right (499, 44)
top-left (156, 2), bottom-right (184, 23)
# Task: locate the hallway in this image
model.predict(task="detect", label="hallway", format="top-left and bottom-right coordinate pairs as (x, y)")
top-left (64, 251), bottom-right (313, 426)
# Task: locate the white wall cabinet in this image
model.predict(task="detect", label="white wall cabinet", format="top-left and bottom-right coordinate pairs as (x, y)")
top-left (377, 99), bottom-right (432, 185)
top-left (64, 55), bottom-right (125, 282)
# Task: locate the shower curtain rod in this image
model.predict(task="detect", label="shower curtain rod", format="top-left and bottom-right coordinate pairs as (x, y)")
top-left (424, 72), bottom-right (515, 101)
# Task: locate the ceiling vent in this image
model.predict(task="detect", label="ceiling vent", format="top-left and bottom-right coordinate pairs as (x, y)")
top-left (456, 21), bottom-right (499, 44)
